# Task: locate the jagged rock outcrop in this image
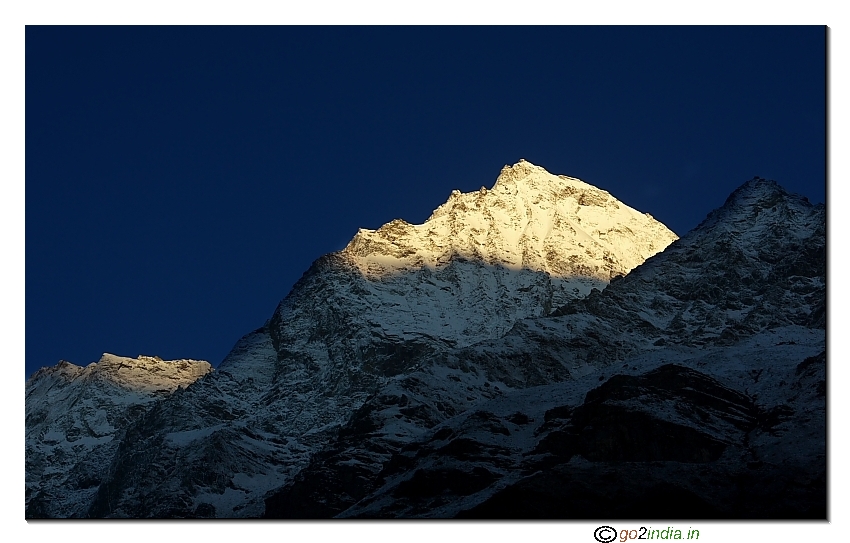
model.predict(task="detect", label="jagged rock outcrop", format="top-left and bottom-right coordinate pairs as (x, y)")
top-left (466, 177), bottom-right (825, 386)
top-left (25, 354), bottom-right (212, 518)
top-left (265, 177), bottom-right (825, 519)
top-left (338, 334), bottom-right (824, 518)
top-left (341, 159), bottom-right (678, 328)
top-left (25, 165), bottom-right (824, 520)
top-left (32, 160), bottom-right (677, 518)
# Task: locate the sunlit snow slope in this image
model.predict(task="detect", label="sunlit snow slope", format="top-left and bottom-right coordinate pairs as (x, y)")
top-left (339, 159), bottom-right (678, 346)
top-left (66, 160), bottom-right (677, 518)
top-left (265, 177), bottom-right (824, 519)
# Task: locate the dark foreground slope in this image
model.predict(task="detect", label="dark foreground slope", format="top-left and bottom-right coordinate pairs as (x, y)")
top-left (341, 340), bottom-right (824, 518)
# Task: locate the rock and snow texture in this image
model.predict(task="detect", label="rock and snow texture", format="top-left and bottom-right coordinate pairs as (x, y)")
top-left (340, 159), bottom-right (678, 345)
top-left (458, 176), bottom-right (826, 386)
top-left (25, 354), bottom-right (212, 518)
top-left (348, 160), bottom-right (676, 282)
top-left (337, 330), bottom-right (825, 518)
top-left (263, 177), bottom-right (825, 519)
top-left (25, 164), bottom-right (824, 519)
top-left (70, 160), bottom-right (677, 518)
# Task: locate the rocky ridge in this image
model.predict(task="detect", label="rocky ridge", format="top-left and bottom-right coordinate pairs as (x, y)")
top-left (24, 165), bottom-right (824, 519)
top-left (25, 354), bottom-right (212, 518)
top-left (263, 177), bottom-right (825, 518)
top-left (338, 331), bottom-right (825, 518)
top-left (77, 160), bottom-right (676, 518)
top-left (342, 159), bottom-right (677, 323)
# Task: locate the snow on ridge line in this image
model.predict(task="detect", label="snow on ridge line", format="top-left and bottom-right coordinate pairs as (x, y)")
top-left (28, 352), bottom-right (213, 392)
top-left (340, 159), bottom-right (679, 281)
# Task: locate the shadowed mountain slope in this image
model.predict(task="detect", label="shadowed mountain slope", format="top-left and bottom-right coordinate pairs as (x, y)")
top-left (31, 161), bottom-right (676, 518)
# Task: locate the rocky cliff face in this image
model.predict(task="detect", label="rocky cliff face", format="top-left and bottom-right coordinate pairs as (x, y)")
top-left (341, 159), bottom-right (678, 330)
top-left (263, 177), bottom-right (825, 519)
top-left (25, 354), bottom-right (212, 518)
top-left (62, 160), bottom-right (678, 519)
top-left (460, 177), bottom-right (825, 385)
top-left (337, 334), bottom-right (825, 518)
top-left (25, 164), bottom-right (824, 519)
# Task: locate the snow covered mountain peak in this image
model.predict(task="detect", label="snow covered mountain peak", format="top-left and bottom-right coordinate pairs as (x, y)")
top-left (687, 175), bottom-right (824, 250)
top-left (26, 354), bottom-right (212, 518)
top-left (342, 160), bottom-right (678, 285)
top-left (721, 176), bottom-right (799, 209)
top-left (314, 161), bottom-right (682, 352)
top-left (490, 158), bottom-right (583, 194)
top-left (28, 353), bottom-right (212, 395)
top-left (262, 175), bottom-right (825, 520)
top-left (25, 167), bottom-right (825, 519)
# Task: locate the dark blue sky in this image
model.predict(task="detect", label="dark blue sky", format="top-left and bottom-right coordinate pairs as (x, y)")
top-left (25, 26), bottom-right (826, 378)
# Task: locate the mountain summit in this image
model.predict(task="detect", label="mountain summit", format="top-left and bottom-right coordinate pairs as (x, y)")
top-left (26, 354), bottom-right (212, 518)
top-left (29, 161), bottom-right (678, 518)
top-left (324, 174), bottom-right (825, 519)
top-left (345, 159), bottom-right (676, 285)
top-left (330, 160), bottom-right (677, 349)
top-left (25, 163), bottom-right (824, 520)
